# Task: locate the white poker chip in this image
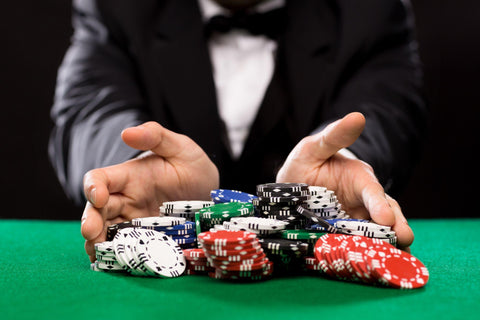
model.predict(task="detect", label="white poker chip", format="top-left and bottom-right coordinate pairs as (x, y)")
top-left (307, 186), bottom-right (328, 195)
top-left (340, 229), bottom-right (396, 239)
top-left (309, 194), bottom-right (337, 202)
top-left (112, 228), bottom-right (144, 275)
top-left (335, 221), bottom-right (392, 232)
top-left (132, 216), bottom-right (186, 227)
top-left (96, 260), bottom-right (124, 271)
top-left (162, 200), bottom-right (214, 210)
top-left (134, 232), bottom-right (186, 278)
top-left (95, 241), bottom-right (114, 253)
top-left (222, 221), bottom-right (282, 235)
top-left (306, 200), bottom-right (339, 209)
top-left (229, 217), bottom-right (289, 231)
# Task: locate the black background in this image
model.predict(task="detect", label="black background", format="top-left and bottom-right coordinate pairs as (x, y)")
top-left (0, 1), bottom-right (478, 220)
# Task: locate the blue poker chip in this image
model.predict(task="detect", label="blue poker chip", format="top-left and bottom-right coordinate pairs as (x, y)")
top-left (149, 221), bottom-right (195, 232)
top-left (210, 189), bottom-right (258, 204)
top-left (307, 218), bottom-right (369, 231)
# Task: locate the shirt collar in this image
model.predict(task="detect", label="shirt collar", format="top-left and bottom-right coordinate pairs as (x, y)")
top-left (198, 0), bottom-right (286, 21)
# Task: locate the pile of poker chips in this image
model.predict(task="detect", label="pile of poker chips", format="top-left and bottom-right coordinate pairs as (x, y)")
top-left (305, 233), bottom-right (429, 289)
top-left (253, 183), bottom-right (310, 230)
top-left (198, 230), bottom-right (273, 281)
top-left (94, 226), bottom-right (186, 277)
top-left (91, 183), bottom-right (429, 289)
top-left (161, 200), bottom-right (215, 222)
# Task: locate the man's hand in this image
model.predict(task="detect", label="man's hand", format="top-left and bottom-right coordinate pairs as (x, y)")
top-left (276, 112), bottom-right (414, 250)
top-left (81, 122), bottom-right (219, 262)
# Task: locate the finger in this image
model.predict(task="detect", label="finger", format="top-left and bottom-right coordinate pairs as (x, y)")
top-left (83, 167), bottom-right (132, 207)
top-left (386, 194), bottom-right (414, 249)
top-left (360, 181), bottom-right (395, 227)
top-left (122, 122), bottom-right (192, 159)
top-left (81, 202), bottom-right (105, 241)
top-left (312, 112), bottom-right (365, 163)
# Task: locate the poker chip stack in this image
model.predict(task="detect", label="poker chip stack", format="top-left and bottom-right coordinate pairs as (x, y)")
top-left (305, 186), bottom-right (349, 220)
top-left (257, 238), bottom-right (309, 275)
top-left (198, 230), bottom-right (273, 281)
top-left (132, 217), bottom-right (198, 249)
top-left (183, 248), bottom-right (215, 275)
top-left (93, 241), bottom-right (124, 272)
top-left (305, 233), bottom-right (429, 288)
top-left (161, 200), bottom-right (215, 222)
top-left (196, 202), bottom-right (254, 233)
top-left (253, 183), bottom-right (310, 230)
top-left (93, 226), bottom-right (187, 277)
top-left (334, 220), bottom-right (398, 247)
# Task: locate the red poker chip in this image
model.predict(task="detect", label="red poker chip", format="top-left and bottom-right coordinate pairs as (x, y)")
top-left (314, 234), bottom-right (338, 277)
top-left (210, 262), bottom-right (274, 280)
top-left (210, 253), bottom-right (267, 268)
top-left (203, 244), bottom-right (262, 257)
top-left (201, 241), bottom-right (261, 251)
top-left (323, 234), bottom-right (350, 279)
top-left (183, 248), bottom-right (206, 260)
top-left (206, 251), bottom-right (265, 262)
top-left (217, 258), bottom-right (269, 271)
top-left (186, 259), bottom-right (213, 267)
top-left (365, 244), bottom-right (429, 289)
top-left (197, 230), bottom-right (257, 246)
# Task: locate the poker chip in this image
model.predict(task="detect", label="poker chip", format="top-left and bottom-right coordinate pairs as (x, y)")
top-left (210, 189), bottom-right (258, 203)
top-left (295, 206), bottom-right (340, 233)
top-left (280, 230), bottom-right (326, 241)
top-left (256, 183), bottom-right (308, 193)
top-left (335, 220), bottom-right (392, 232)
top-left (256, 195), bottom-right (310, 203)
top-left (134, 231), bottom-right (186, 277)
top-left (162, 200), bottom-right (215, 210)
top-left (132, 216), bottom-right (186, 228)
top-left (229, 217), bottom-right (289, 231)
top-left (106, 221), bottom-right (134, 241)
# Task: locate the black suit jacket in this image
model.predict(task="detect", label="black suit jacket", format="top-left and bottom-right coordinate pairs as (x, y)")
top-left (49, 0), bottom-right (427, 205)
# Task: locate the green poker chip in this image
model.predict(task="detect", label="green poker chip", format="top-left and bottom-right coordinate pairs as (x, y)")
top-left (198, 202), bottom-right (254, 220)
top-left (280, 230), bottom-right (326, 240)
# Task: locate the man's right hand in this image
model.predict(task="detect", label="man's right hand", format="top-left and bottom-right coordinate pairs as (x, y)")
top-left (81, 122), bottom-right (219, 262)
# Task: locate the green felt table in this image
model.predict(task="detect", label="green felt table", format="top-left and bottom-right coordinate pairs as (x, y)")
top-left (1, 219), bottom-right (479, 320)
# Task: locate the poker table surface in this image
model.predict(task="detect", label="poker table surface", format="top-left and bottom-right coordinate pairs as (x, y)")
top-left (1, 218), bottom-right (479, 320)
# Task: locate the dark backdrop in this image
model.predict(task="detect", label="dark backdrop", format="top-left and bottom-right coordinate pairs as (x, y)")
top-left (0, 1), bottom-right (478, 220)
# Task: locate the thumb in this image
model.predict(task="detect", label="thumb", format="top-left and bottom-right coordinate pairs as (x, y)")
top-left (312, 112), bottom-right (365, 163)
top-left (121, 122), bottom-right (190, 159)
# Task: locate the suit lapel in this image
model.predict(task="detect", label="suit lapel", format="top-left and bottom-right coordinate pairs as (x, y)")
top-left (151, 0), bottom-right (223, 158)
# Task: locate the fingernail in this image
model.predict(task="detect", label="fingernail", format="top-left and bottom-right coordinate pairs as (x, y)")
top-left (89, 188), bottom-right (96, 205)
top-left (81, 211), bottom-right (87, 225)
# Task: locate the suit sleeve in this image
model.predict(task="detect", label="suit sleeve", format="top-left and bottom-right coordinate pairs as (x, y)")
top-left (49, 0), bottom-right (149, 205)
top-left (313, 0), bottom-right (428, 195)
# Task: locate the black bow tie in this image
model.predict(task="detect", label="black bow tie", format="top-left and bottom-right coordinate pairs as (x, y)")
top-left (204, 7), bottom-right (286, 40)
